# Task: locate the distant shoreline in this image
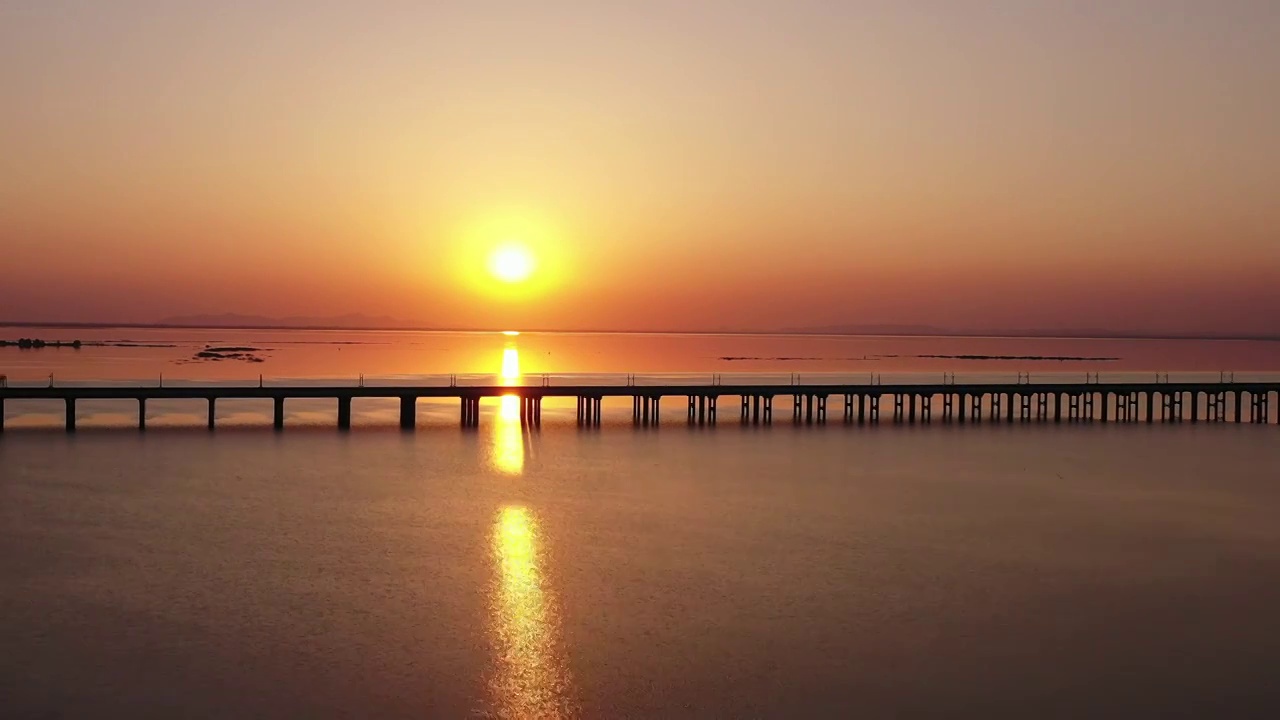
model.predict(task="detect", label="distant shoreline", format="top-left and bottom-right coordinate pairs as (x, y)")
top-left (0, 320), bottom-right (1277, 343)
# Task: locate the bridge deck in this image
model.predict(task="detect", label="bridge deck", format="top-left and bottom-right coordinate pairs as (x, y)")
top-left (3, 381), bottom-right (1279, 400)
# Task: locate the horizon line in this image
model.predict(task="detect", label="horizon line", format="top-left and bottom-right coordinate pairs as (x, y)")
top-left (1, 319), bottom-right (1278, 344)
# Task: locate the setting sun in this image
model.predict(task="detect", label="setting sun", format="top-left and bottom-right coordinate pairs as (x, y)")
top-left (489, 245), bottom-right (534, 283)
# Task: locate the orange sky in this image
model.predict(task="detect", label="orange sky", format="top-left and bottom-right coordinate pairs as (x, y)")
top-left (2, 2), bottom-right (1278, 334)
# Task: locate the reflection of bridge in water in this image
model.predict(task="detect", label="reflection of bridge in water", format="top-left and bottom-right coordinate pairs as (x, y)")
top-left (2, 374), bottom-right (1279, 431)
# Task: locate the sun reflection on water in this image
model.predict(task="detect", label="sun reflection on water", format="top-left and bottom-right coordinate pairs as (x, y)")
top-left (492, 339), bottom-right (525, 475)
top-left (489, 506), bottom-right (575, 718)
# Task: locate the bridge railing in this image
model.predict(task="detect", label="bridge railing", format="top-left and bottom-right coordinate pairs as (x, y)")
top-left (3, 371), bottom-right (1280, 389)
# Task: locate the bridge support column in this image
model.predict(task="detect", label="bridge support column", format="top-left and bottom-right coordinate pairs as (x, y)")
top-left (337, 397), bottom-right (352, 430)
top-left (1145, 392), bottom-right (1154, 424)
top-left (907, 394), bottom-right (916, 424)
top-left (805, 394), bottom-right (815, 425)
top-left (817, 395), bottom-right (827, 423)
top-left (893, 394), bottom-right (904, 424)
top-left (1006, 393), bottom-right (1016, 423)
top-left (1054, 393), bottom-right (1063, 423)
top-left (971, 394), bottom-right (983, 422)
top-left (0, 397), bottom-right (5, 433)
top-left (943, 394), bottom-right (954, 422)
top-left (858, 394), bottom-right (866, 425)
top-left (460, 396), bottom-right (480, 428)
top-left (763, 396), bottom-right (772, 424)
top-left (272, 397), bottom-right (285, 430)
top-left (1084, 392), bottom-right (1096, 421)
top-left (1019, 394), bottom-right (1031, 422)
top-left (869, 395), bottom-right (881, 423)
top-left (843, 394), bottom-right (854, 424)
top-left (138, 398), bottom-right (147, 431)
top-left (1236, 391), bottom-right (1245, 423)
top-left (64, 398), bottom-right (76, 432)
top-left (958, 394), bottom-right (967, 424)
top-left (1191, 392), bottom-right (1200, 423)
top-left (989, 393), bottom-right (1001, 423)
top-left (920, 395), bottom-right (932, 422)
top-left (207, 399), bottom-right (216, 430)
top-left (399, 396), bottom-right (416, 430)
top-left (708, 396), bottom-right (717, 425)
top-left (698, 395), bottom-right (707, 426)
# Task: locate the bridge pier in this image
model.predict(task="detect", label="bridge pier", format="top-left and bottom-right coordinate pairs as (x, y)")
top-left (337, 397), bottom-right (352, 430)
top-left (399, 396), bottom-right (416, 430)
top-left (970, 393), bottom-right (982, 422)
top-left (943, 394), bottom-right (954, 422)
top-left (0, 397), bottom-right (5, 432)
top-left (989, 393), bottom-right (1001, 422)
top-left (1145, 392), bottom-right (1154, 424)
top-left (582, 396), bottom-right (601, 426)
top-left (208, 398), bottom-right (216, 430)
top-left (637, 395), bottom-right (656, 426)
top-left (138, 398), bottom-right (147, 431)
top-left (64, 398), bottom-right (76, 432)
top-left (1207, 392), bottom-right (1225, 422)
top-left (858, 394), bottom-right (867, 424)
top-left (957, 393), bottom-right (967, 424)
top-left (459, 396), bottom-right (480, 428)
top-left (578, 396), bottom-right (602, 426)
top-left (893, 394), bottom-right (905, 424)
top-left (1190, 392), bottom-right (1200, 423)
top-left (920, 394), bottom-right (932, 423)
top-left (1252, 393), bottom-right (1269, 424)
top-left (521, 395), bottom-right (543, 428)
top-left (843, 394), bottom-right (854, 424)
top-left (907, 394), bottom-right (916, 424)
top-left (273, 397), bottom-right (285, 430)
top-left (1236, 391), bottom-right (1245, 423)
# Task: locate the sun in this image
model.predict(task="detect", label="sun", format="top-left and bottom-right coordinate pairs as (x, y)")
top-left (489, 245), bottom-right (535, 283)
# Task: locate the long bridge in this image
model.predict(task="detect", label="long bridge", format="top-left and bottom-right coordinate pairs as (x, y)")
top-left (1, 374), bottom-right (1277, 431)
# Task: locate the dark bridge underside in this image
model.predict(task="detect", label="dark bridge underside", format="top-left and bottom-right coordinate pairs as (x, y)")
top-left (2, 382), bottom-right (1277, 431)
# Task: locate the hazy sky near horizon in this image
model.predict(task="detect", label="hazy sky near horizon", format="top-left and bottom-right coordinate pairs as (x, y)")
top-left (2, 1), bottom-right (1278, 332)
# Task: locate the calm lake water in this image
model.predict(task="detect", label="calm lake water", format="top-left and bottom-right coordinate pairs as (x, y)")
top-left (3, 329), bottom-right (1280, 717)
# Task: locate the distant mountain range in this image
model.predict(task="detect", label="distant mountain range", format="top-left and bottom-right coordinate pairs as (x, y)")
top-left (154, 313), bottom-right (412, 330)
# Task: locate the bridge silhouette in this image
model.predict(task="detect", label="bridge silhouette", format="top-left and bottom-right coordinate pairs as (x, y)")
top-left (1, 373), bottom-right (1277, 431)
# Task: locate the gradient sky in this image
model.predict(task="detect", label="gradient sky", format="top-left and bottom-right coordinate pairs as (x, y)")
top-left (2, 1), bottom-right (1278, 333)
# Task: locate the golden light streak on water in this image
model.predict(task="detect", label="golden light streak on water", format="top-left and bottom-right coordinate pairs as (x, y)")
top-left (492, 340), bottom-right (525, 475)
top-left (488, 506), bottom-right (575, 719)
